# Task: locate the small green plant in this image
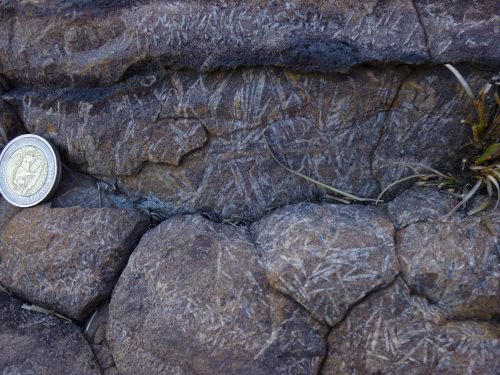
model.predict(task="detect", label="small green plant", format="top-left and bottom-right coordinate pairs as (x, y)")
top-left (378, 65), bottom-right (499, 215)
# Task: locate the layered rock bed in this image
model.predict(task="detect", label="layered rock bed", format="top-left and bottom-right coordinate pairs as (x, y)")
top-left (0, 1), bottom-right (499, 374)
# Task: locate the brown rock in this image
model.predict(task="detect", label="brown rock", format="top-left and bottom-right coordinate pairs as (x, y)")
top-left (107, 215), bottom-right (328, 375)
top-left (251, 202), bottom-right (399, 326)
top-left (84, 304), bottom-right (119, 374)
top-left (0, 196), bottom-right (21, 228)
top-left (387, 186), bottom-right (462, 229)
top-left (0, 292), bottom-right (100, 374)
top-left (323, 278), bottom-right (500, 374)
top-left (50, 169), bottom-right (143, 210)
top-left (372, 66), bottom-right (491, 198)
top-left (0, 205), bottom-right (149, 321)
top-left (3, 73), bottom-right (208, 175)
top-left (0, 98), bottom-right (24, 152)
top-left (6, 66), bottom-right (484, 220)
top-left (0, 1), bottom-right (428, 88)
top-left (396, 209), bottom-right (500, 320)
top-left (4, 66), bottom-right (402, 179)
top-left (415, 0), bottom-right (499, 65)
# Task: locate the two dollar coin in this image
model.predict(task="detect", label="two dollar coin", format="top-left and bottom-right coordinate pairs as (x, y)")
top-left (0, 135), bottom-right (61, 207)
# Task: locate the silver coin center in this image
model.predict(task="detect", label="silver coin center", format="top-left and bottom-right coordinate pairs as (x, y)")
top-left (5, 145), bottom-right (49, 197)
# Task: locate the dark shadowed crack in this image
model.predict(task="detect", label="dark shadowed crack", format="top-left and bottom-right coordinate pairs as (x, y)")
top-left (410, 0), bottom-right (432, 60)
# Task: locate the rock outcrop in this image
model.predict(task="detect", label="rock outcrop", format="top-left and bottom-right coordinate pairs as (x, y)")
top-left (0, 1), bottom-right (497, 89)
top-left (4, 66), bottom-right (491, 219)
top-left (0, 1), bottom-right (498, 374)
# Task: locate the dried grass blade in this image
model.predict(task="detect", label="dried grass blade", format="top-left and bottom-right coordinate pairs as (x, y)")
top-left (444, 180), bottom-right (483, 218)
top-left (376, 174), bottom-right (430, 203)
top-left (486, 175), bottom-right (500, 209)
top-left (264, 134), bottom-right (379, 203)
top-left (21, 303), bottom-right (72, 322)
top-left (445, 64), bottom-right (475, 100)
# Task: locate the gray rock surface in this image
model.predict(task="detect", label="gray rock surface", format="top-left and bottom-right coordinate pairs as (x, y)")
top-left (387, 186), bottom-right (461, 228)
top-left (0, 0), bottom-right (426, 88)
top-left (0, 1), bottom-right (497, 89)
top-left (0, 98), bottom-right (24, 152)
top-left (107, 214), bottom-right (328, 375)
top-left (251, 202), bottom-right (398, 326)
top-left (4, 66), bottom-right (489, 220)
top-left (415, 0), bottom-right (499, 65)
top-left (0, 1), bottom-right (498, 374)
top-left (323, 278), bottom-right (500, 374)
top-left (0, 205), bottom-right (149, 321)
top-left (388, 187), bottom-right (500, 320)
top-left (0, 292), bottom-right (100, 375)
top-left (397, 210), bottom-right (500, 320)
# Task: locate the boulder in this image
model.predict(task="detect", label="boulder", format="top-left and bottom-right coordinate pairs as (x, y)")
top-left (323, 278), bottom-right (500, 374)
top-left (251, 202), bottom-right (398, 326)
top-left (0, 205), bottom-right (149, 321)
top-left (396, 210), bottom-right (500, 320)
top-left (107, 215), bottom-right (327, 375)
top-left (0, 292), bottom-right (100, 374)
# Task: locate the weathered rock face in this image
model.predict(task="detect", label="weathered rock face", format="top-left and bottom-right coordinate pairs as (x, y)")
top-left (4, 66), bottom-right (490, 220)
top-left (323, 278), bottom-right (500, 374)
top-left (107, 215), bottom-right (328, 374)
top-left (251, 202), bottom-right (398, 326)
top-left (0, 1), bottom-right (499, 374)
top-left (387, 186), bottom-right (461, 228)
top-left (388, 187), bottom-right (500, 320)
top-left (0, 0), bottom-right (424, 88)
top-left (50, 168), bottom-right (147, 210)
top-left (0, 292), bottom-right (100, 375)
top-left (0, 1), bottom-right (497, 89)
top-left (415, 0), bottom-right (499, 65)
top-left (398, 218), bottom-right (500, 320)
top-left (0, 205), bottom-right (149, 321)
top-left (0, 98), bottom-right (24, 152)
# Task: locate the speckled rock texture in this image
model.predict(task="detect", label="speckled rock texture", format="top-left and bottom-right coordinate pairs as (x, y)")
top-left (0, 98), bottom-right (24, 152)
top-left (390, 188), bottom-right (500, 321)
top-left (251, 202), bottom-right (398, 326)
top-left (4, 66), bottom-right (491, 219)
top-left (0, 1), bottom-right (499, 374)
top-left (0, 0), bottom-right (497, 89)
top-left (323, 278), bottom-right (500, 374)
top-left (0, 292), bottom-right (100, 374)
top-left (0, 205), bottom-right (149, 321)
top-left (107, 215), bottom-right (328, 374)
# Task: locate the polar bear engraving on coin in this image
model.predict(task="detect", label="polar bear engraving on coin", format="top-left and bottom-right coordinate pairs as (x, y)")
top-left (6, 145), bottom-right (48, 196)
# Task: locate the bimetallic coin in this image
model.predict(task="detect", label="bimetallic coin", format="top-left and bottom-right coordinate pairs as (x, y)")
top-left (0, 135), bottom-right (61, 207)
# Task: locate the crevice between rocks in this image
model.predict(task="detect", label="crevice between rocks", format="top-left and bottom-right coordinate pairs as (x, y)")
top-left (410, 0), bottom-right (432, 61)
top-left (315, 272), bottom-right (404, 374)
